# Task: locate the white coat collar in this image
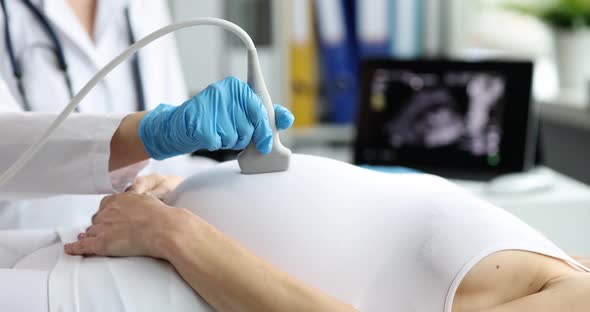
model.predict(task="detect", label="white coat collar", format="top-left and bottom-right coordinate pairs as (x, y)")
top-left (94, 0), bottom-right (132, 45)
top-left (41, 0), bottom-right (133, 70)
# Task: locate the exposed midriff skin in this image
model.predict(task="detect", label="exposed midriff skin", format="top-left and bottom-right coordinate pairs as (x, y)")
top-left (453, 250), bottom-right (590, 312)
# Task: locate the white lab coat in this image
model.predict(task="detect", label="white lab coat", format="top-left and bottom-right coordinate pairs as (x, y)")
top-left (0, 82), bottom-right (134, 197)
top-left (0, 0), bottom-right (215, 229)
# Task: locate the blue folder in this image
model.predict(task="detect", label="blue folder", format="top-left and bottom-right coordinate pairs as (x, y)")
top-left (315, 0), bottom-right (358, 124)
top-left (355, 0), bottom-right (391, 57)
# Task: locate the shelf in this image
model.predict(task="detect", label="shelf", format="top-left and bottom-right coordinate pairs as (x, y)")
top-left (286, 101), bottom-right (590, 149)
top-left (290, 125), bottom-right (355, 146)
top-left (540, 102), bottom-right (590, 131)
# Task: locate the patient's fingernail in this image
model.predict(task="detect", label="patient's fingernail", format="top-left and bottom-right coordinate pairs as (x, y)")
top-left (77, 233), bottom-right (85, 240)
top-left (64, 244), bottom-right (71, 251)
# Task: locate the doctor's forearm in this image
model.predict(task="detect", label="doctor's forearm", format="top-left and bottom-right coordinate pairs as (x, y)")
top-left (160, 212), bottom-right (357, 312)
top-left (109, 112), bottom-right (149, 171)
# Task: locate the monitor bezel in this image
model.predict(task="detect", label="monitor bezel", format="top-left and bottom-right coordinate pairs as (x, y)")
top-left (354, 59), bottom-right (535, 179)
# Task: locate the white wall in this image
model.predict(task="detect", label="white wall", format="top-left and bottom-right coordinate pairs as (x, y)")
top-left (168, 0), bottom-right (288, 106)
top-left (169, 0), bottom-right (226, 94)
top-left (459, 1), bottom-right (557, 101)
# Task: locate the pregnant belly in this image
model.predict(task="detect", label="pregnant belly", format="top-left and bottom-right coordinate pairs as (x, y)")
top-left (166, 155), bottom-right (441, 311)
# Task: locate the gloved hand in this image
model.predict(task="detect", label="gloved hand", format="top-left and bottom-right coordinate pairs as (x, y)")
top-left (139, 77), bottom-right (294, 160)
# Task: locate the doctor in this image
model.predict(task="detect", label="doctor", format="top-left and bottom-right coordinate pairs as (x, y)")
top-left (0, 0), bottom-right (290, 228)
top-left (0, 74), bottom-right (294, 214)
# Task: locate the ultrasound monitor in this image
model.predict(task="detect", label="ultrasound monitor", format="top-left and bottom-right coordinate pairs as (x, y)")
top-left (355, 60), bottom-right (535, 180)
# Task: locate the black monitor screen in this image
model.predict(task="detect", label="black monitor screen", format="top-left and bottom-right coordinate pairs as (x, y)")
top-left (355, 60), bottom-right (534, 179)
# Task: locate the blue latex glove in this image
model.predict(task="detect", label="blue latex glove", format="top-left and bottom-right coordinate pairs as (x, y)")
top-left (139, 77), bottom-right (295, 160)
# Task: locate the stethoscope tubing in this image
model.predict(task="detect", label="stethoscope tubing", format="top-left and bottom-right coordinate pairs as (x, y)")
top-left (0, 0), bottom-right (145, 112)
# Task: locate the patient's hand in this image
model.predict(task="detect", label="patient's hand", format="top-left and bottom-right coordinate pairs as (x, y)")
top-left (64, 192), bottom-right (185, 258)
top-left (126, 174), bottom-right (184, 200)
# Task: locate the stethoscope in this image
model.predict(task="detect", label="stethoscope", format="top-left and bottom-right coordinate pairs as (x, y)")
top-left (0, 0), bottom-right (146, 112)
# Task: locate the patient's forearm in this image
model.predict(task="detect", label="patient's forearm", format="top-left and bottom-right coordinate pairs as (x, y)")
top-left (160, 211), bottom-right (357, 312)
top-left (480, 273), bottom-right (590, 312)
top-left (109, 112), bottom-right (149, 171)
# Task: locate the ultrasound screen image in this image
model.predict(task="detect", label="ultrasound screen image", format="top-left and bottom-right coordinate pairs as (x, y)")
top-left (365, 68), bottom-right (506, 166)
top-left (356, 60), bottom-right (534, 177)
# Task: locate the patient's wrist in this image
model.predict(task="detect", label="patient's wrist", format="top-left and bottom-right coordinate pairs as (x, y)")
top-left (152, 208), bottom-right (201, 261)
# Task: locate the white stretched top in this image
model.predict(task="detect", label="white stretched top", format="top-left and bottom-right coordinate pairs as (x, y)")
top-left (12, 154), bottom-right (587, 312)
